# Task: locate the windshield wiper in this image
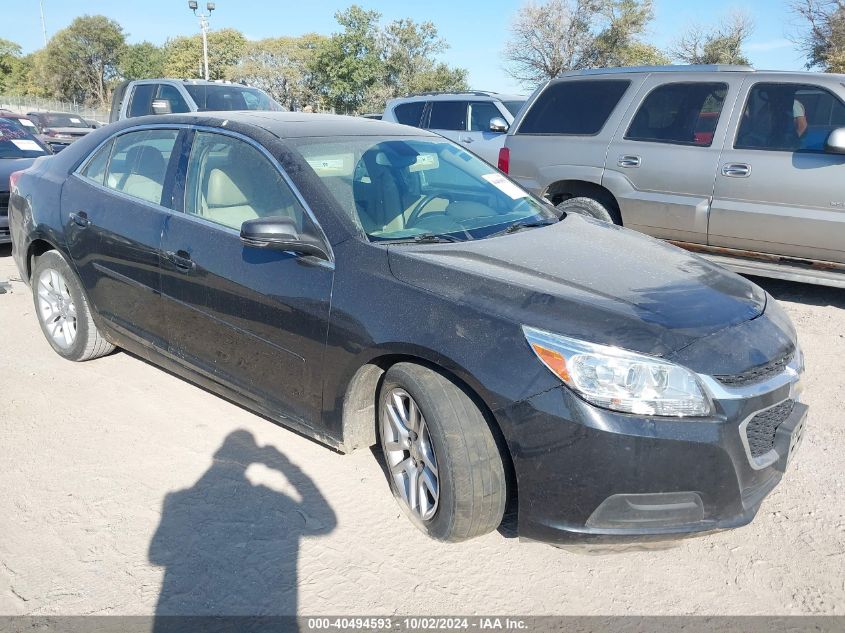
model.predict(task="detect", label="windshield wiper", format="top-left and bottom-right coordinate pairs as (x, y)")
top-left (378, 233), bottom-right (464, 245)
top-left (490, 219), bottom-right (558, 237)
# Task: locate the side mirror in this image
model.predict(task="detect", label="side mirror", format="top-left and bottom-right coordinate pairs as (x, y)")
top-left (825, 127), bottom-right (845, 154)
top-left (151, 99), bottom-right (172, 115)
top-left (489, 117), bottom-right (509, 133)
top-left (240, 216), bottom-right (330, 260)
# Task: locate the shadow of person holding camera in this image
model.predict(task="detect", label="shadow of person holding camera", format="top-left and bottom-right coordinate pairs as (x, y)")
top-left (149, 429), bottom-right (336, 628)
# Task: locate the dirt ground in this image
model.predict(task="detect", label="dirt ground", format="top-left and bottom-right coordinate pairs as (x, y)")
top-left (1, 243), bottom-right (844, 616)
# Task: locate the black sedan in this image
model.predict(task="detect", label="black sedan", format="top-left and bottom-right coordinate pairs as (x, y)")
top-left (7, 112), bottom-right (807, 545)
top-left (1, 118), bottom-right (51, 244)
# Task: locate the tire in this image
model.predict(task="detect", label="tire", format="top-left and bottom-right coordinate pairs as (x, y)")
top-left (378, 362), bottom-right (506, 542)
top-left (556, 196), bottom-right (620, 224)
top-left (31, 250), bottom-right (115, 361)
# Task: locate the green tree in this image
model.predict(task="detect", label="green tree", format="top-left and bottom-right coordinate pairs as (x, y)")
top-left (120, 41), bottom-right (166, 80)
top-left (502, 0), bottom-right (664, 88)
top-left (226, 34), bottom-right (326, 110)
top-left (792, 0), bottom-right (845, 72)
top-left (38, 15), bottom-right (126, 106)
top-left (670, 12), bottom-right (753, 65)
top-left (163, 28), bottom-right (246, 80)
top-left (310, 6), bottom-right (383, 113)
top-left (0, 38), bottom-right (22, 92)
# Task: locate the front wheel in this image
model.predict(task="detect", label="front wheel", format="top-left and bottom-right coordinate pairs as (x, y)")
top-left (31, 250), bottom-right (115, 361)
top-left (378, 363), bottom-right (506, 542)
top-left (556, 196), bottom-right (620, 224)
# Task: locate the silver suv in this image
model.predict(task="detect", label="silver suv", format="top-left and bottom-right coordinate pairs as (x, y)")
top-left (382, 91), bottom-right (526, 164)
top-left (501, 65), bottom-right (845, 288)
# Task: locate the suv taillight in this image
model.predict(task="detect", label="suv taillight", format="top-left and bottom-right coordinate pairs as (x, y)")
top-left (497, 147), bottom-right (510, 174)
top-left (9, 170), bottom-right (23, 192)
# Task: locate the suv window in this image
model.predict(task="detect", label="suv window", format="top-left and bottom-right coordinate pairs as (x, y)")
top-left (393, 102), bottom-right (426, 126)
top-left (626, 82), bottom-right (728, 147)
top-left (128, 84), bottom-right (156, 118)
top-left (518, 80), bottom-right (630, 135)
top-left (105, 129), bottom-right (178, 205)
top-left (469, 102), bottom-right (504, 131)
top-left (736, 83), bottom-right (845, 152)
top-left (185, 131), bottom-right (309, 232)
top-left (428, 101), bottom-right (468, 131)
top-left (156, 84), bottom-right (190, 114)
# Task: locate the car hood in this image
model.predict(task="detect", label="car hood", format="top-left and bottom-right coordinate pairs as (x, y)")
top-left (44, 127), bottom-right (92, 137)
top-left (387, 214), bottom-right (767, 358)
top-left (0, 157), bottom-right (38, 190)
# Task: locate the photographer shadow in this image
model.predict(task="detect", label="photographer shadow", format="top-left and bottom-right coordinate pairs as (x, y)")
top-left (149, 429), bottom-right (336, 629)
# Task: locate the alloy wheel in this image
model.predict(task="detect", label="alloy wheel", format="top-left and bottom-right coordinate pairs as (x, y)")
top-left (36, 267), bottom-right (78, 349)
top-left (382, 388), bottom-right (440, 521)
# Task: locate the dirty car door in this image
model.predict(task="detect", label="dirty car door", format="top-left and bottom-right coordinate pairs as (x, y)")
top-left (159, 130), bottom-right (333, 427)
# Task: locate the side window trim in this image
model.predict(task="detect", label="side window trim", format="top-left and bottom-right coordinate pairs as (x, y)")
top-left (733, 81), bottom-right (845, 153)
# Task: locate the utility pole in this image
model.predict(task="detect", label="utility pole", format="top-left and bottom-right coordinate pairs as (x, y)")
top-left (188, 1), bottom-right (216, 81)
top-left (39, 0), bottom-right (48, 45)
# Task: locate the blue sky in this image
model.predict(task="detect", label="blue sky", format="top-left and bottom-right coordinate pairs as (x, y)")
top-left (8, 0), bottom-right (808, 94)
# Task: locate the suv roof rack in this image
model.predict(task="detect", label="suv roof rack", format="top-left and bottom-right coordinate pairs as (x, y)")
top-left (404, 90), bottom-right (501, 98)
top-left (560, 64), bottom-right (754, 77)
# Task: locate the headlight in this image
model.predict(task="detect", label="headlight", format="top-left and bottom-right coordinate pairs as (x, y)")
top-left (523, 326), bottom-right (711, 417)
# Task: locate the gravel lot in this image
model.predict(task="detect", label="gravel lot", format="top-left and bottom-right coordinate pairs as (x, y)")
top-left (1, 243), bottom-right (843, 616)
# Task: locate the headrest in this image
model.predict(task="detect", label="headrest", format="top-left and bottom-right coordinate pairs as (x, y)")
top-left (125, 145), bottom-right (165, 180)
top-left (206, 168), bottom-right (249, 207)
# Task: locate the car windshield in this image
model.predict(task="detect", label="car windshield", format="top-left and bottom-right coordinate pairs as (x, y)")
top-left (40, 113), bottom-right (91, 128)
top-left (502, 100), bottom-right (526, 117)
top-left (184, 84), bottom-right (283, 112)
top-left (289, 135), bottom-right (558, 242)
top-left (0, 119), bottom-right (50, 159)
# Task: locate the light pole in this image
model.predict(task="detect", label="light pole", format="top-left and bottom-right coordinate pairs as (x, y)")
top-left (188, 1), bottom-right (215, 81)
top-left (39, 0), bottom-right (48, 45)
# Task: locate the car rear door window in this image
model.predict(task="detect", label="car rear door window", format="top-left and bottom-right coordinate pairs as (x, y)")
top-left (428, 101), bottom-right (468, 131)
top-left (105, 129), bottom-right (178, 205)
top-left (626, 82), bottom-right (728, 147)
top-left (79, 140), bottom-right (114, 185)
top-left (736, 83), bottom-right (845, 152)
top-left (518, 80), bottom-right (630, 135)
top-left (393, 102), bottom-right (426, 127)
top-left (184, 131), bottom-right (309, 232)
top-left (469, 102), bottom-right (505, 131)
top-left (128, 84), bottom-right (157, 118)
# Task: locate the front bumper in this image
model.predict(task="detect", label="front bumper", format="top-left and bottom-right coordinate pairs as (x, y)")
top-left (497, 355), bottom-right (806, 545)
top-left (0, 213), bottom-right (9, 244)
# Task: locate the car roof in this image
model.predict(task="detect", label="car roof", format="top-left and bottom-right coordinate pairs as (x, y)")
top-left (125, 111), bottom-right (440, 139)
top-left (388, 92), bottom-right (526, 105)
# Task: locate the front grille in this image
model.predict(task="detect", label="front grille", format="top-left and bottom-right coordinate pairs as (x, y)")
top-left (0, 192), bottom-right (8, 217)
top-left (715, 350), bottom-right (795, 387)
top-left (746, 399), bottom-right (794, 459)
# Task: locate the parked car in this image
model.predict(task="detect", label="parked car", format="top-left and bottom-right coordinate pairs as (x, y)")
top-left (8, 112), bottom-right (806, 545)
top-left (110, 78), bottom-right (284, 122)
top-left (360, 113), bottom-right (382, 120)
top-left (382, 91), bottom-right (525, 164)
top-left (26, 111), bottom-right (97, 153)
top-left (0, 112), bottom-right (40, 133)
top-left (500, 64), bottom-right (845, 289)
top-left (0, 118), bottom-right (51, 244)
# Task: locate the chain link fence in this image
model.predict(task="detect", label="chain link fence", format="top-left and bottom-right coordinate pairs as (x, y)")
top-left (0, 95), bottom-right (110, 123)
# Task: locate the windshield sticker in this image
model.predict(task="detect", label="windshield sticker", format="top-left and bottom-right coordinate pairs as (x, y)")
top-left (482, 173), bottom-right (529, 200)
top-left (306, 155), bottom-right (352, 176)
top-left (69, 117), bottom-right (83, 124)
top-left (11, 139), bottom-right (42, 151)
top-left (19, 119), bottom-right (36, 127)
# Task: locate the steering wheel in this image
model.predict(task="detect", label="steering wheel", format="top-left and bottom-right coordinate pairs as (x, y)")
top-left (406, 194), bottom-right (446, 227)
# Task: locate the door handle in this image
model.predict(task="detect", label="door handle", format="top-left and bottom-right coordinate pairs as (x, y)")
top-left (721, 163), bottom-right (751, 178)
top-left (617, 155), bottom-right (641, 168)
top-left (70, 211), bottom-right (90, 228)
top-left (165, 250), bottom-right (194, 271)
top-left (460, 136), bottom-right (473, 143)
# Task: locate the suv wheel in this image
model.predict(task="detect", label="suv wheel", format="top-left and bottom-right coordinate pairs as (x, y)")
top-left (32, 250), bottom-right (115, 361)
top-left (378, 363), bottom-right (507, 542)
top-left (556, 196), bottom-right (620, 224)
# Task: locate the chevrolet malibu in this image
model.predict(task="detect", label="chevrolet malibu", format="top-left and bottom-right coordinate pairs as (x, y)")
top-left (7, 113), bottom-right (807, 545)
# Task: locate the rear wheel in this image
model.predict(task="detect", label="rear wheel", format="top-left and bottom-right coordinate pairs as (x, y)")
top-left (378, 363), bottom-right (506, 542)
top-left (32, 250), bottom-right (114, 361)
top-left (556, 196), bottom-right (620, 224)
